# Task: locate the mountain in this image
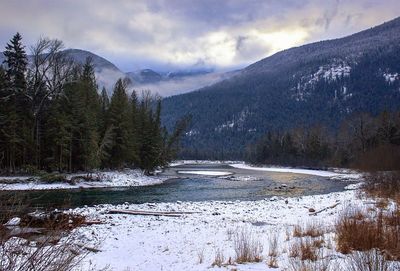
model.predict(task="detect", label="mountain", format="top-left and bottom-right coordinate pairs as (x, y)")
top-left (127, 69), bottom-right (163, 84)
top-left (161, 17), bottom-right (400, 159)
top-left (53, 49), bottom-right (128, 95)
top-left (127, 68), bottom-right (238, 97)
top-left (0, 48), bottom-right (127, 95)
top-left (1, 45), bottom-right (236, 97)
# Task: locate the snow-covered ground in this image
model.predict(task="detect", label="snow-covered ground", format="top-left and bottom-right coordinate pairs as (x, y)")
top-left (169, 160), bottom-right (242, 167)
top-left (0, 170), bottom-right (166, 191)
top-left (0, 161), bottom-right (360, 191)
top-left (71, 186), bottom-right (380, 271)
top-left (229, 163), bottom-right (362, 179)
top-left (177, 170), bottom-right (233, 176)
top-left (3, 161), bottom-right (392, 270)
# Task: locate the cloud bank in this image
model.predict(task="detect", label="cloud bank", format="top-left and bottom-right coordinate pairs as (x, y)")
top-left (0, 0), bottom-right (399, 72)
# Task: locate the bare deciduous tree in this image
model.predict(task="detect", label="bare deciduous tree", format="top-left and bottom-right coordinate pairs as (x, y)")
top-left (26, 38), bottom-right (75, 167)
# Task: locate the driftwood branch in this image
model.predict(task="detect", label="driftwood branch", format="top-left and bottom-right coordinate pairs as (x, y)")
top-left (75, 242), bottom-right (102, 253)
top-left (309, 202), bottom-right (340, 216)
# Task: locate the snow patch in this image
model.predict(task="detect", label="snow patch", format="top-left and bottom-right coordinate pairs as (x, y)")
top-left (72, 187), bottom-right (369, 271)
top-left (0, 170), bottom-right (166, 191)
top-left (215, 107), bottom-right (251, 132)
top-left (177, 171), bottom-right (232, 176)
top-left (383, 72), bottom-right (399, 83)
top-left (292, 61), bottom-right (352, 102)
top-left (229, 163), bottom-right (361, 179)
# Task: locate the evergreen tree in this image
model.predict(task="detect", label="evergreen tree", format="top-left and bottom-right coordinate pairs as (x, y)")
top-left (79, 58), bottom-right (101, 170)
top-left (44, 96), bottom-right (72, 171)
top-left (99, 87), bottom-right (110, 136)
top-left (107, 79), bottom-right (134, 168)
top-left (3, 32), bottom-right (27, 92)
top-left (136, 92), bottom-right (160, 173)
top-left (0, 34), bottom-right (184, 174)
top-left (1, 33), bottom-right (30, 172)
top-left (129, 91), bottom-right (139, 163)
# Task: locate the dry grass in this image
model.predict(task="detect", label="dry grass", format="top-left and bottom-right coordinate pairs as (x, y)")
top-left (363, 172), bottom-right (400, 204)
top-left (335, 171), bottom-right (400, 269)
top-left (197, 248), bottom-right (204, 264)
top-left (233, 227), bottom-right (263, 263)
top-left (211, 248), bottom-right (225, 267)
top-left (293, 222), bottom-right (324, 238)
top-left (345, 249), bottom-right (394, 271)
top-left (288, 257), bottom-right (330, 271)
top-left (268, 232), bottom-right (278, 257)
top-left (335, 207), bottom-right (400, 260)
top-left (267, 256), bottom-right (279, 268)
top-left (288, 235), bottom-right (330, 271)
top-left (0, 194), bottom-right (91, 271)
top-left (267, 232), bottom-right (279, 268)
top-left (289, 238), bottom-right (319, 262)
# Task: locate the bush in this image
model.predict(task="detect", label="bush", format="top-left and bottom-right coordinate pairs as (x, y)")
top-left (346, 249), bottom-right (393, 271)
top-left (336, 207), bottom-right (400, 260)
top-left (38, 172), bottom-right (67, 183)
top-left (363, 171), bottom-right (400, 202)
top-left (293, 222), bottom-right (324, 238)
top-left (0, 195), bottom-right (90, 271)
top-left (233, 227), bottom-right (263, 263)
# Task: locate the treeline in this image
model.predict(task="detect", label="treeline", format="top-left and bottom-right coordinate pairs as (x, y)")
top-left (246, 110), bottom-right (400, 170)
top-left (0, 33), bottom-right (187, 174)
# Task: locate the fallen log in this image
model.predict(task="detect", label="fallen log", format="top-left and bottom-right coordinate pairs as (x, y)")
top-left (84, 220), bottom-right (103, 225)
top-left (309, 202), bottom-right (340, 216)
top-left (6, 226), bottom-right (45, 238)
top-left (108, 209), bottom-right (199, 217)
top-left (75, 242), bottom-right (102, 253)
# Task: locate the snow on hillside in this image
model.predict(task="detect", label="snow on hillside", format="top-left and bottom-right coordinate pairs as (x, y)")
top-left (292, 61), bottom-right (352, 102)
top-left (383, 72), bottom-right (399, 83)
top-left (215, 107), bottom-right (251, 132)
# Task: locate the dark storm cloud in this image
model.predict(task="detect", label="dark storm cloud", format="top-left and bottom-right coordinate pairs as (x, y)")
top-left (0, 0), bottom-right (399, 72)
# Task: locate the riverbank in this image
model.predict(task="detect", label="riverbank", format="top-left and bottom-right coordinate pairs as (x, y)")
top-left (0, 161), bottom-right (360, 191)
top-left (66, 184), bottom-right (397, 271)
top-left (0, 169), bottom-right (167, 191)
top-left (3, 162), bottom-right (397, 270)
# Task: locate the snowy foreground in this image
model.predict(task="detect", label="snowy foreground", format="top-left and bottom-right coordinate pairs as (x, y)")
top-left (59, 163), bottom-right (366, 271)
top-left (3, 162), bottom-right (382, 270)
top-left (72, 187), bottom-right (372, 271)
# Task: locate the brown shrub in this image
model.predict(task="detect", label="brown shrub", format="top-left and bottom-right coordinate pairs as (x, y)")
top-left (211, 248), bottom-right (224, 267)
top-left (346, 249), bottom-right (393, 271)
top-left (0, 194), bottom-right (92, 271)
top-left (363, 171), bottom-right (400, 201)
top-left (233, 227), bottom-right (263, 263)
top-left (268, 256), bottom-right (279, 268)
top-left (289, 238), bottom-right (318, 262)
top-left (335, 207), bottom-right (400, 260)
top-left (293, 222), bottom-right (324, 238)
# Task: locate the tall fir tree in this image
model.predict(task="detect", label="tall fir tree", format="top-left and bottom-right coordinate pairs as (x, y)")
top-left (106, 79), bottom-right (134, 168)
top-left (3, 32), bottom-right (27, 92)
top-left (79, 58), bottom-right (101, 170)
top-left (1, 33), bottom-right (31, 172)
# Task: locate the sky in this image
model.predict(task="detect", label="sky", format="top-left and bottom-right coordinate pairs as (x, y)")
top-left (0, 0), bottom-right (399, 72)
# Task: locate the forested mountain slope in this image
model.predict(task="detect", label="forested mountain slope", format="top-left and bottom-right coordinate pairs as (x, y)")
top-left (161, 17), bottom-right (400, 159)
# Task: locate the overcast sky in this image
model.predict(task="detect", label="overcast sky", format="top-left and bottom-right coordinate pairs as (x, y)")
top-left (0, 0), bottom-right (399, 72)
